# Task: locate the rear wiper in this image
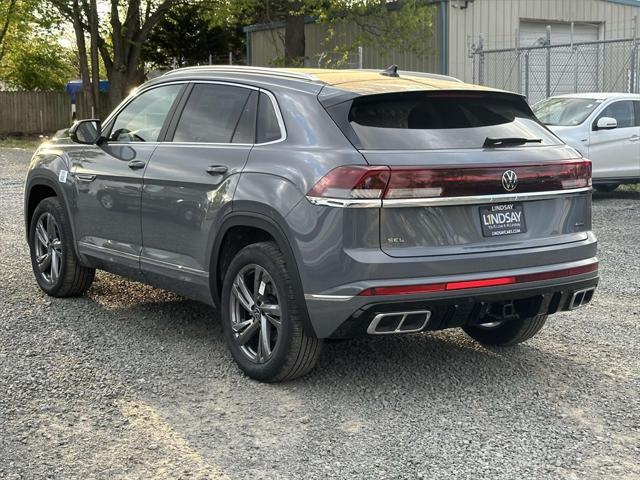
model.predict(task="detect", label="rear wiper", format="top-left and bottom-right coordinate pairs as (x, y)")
top-left (483, 137), bottom-right (543, 148)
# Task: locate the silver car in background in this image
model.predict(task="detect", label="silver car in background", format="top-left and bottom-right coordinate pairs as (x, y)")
top-left (533, 93), bottom-right (640, 192)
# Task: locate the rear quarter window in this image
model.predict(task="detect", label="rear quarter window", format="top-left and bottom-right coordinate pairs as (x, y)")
top-left (329, 91), bottom-right (561, 150)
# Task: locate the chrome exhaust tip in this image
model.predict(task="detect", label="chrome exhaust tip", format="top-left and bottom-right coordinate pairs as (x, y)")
top-left (367, 310), bottom-right (431, 335)
top-left (568, 287), bottom-right (596, 310)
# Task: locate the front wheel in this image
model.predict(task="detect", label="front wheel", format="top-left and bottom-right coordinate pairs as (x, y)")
top-left (220, 242), bottom-right (322, 382)
top-left (463, 314), bottom-right (548, 346)
top-left (28, 197), bottom-right (95, 297)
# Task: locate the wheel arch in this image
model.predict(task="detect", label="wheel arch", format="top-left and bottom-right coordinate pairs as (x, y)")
top-left (210, 211), bottom-right (316, 337)
top-left (25, 173), bottom-right (83, 262)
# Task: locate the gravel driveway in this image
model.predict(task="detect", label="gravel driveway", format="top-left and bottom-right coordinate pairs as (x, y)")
top-left (1, 147), bottom-right (639, 479)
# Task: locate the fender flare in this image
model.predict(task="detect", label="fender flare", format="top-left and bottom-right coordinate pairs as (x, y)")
top-left (210, 211), bottom-right (316, 337)
top-left (25, 172), bottom-right (84, 262)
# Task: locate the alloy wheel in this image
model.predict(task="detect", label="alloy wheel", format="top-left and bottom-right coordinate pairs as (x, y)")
top-left (34, 212), bottom-right (63, 284)
top-left (229, 263), bottom-right (282, 363)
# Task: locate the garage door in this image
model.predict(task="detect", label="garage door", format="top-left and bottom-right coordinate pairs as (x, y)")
top-left (520, 21), bottom-right (600, 104)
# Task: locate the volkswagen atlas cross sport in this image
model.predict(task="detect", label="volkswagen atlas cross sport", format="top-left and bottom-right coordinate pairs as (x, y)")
top-left (24, 65), bottom-right (598, 382)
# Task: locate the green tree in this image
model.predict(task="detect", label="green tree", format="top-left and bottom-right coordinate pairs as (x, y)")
top-left (0, 32), bottom-right (75, 90)
top-left (143, 1), bottom-right (244, 69)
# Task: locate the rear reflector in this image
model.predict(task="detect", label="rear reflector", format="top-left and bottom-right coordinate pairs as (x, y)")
top-left (358, 262), bottom-right (598, 296)
top-left (307, 160), bottom-right (592, 200)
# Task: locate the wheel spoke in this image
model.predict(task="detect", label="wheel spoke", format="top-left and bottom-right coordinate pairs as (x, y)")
top-left (51, 239), bottom-right (63, 255)
top-left (259, 315), bottom-right (271, 361)
top-left (265, 313), bottom-right (281, 330)
top-left (232, 284), bottom-right (253, 312)
top-left (46, 214), bottom-right (55, 239)
top-left (260, 303), bottom-right (280, 317)
top-left (235, 275), bottom-right (255, 309)
top-left (253, 265), bottom-right (265, 302)
top-left (38, 253), bottom-right (51, 272)
top-left (232, 319), bottom-right (253, 333)
top-left (36, 222), bottom-right (48, 247)
top-left (50, 250), bottom-right (60, 281)
top-left (236, 319), bottom-right (260, 346)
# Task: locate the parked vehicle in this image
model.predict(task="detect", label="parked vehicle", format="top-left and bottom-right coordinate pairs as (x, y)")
top-left (24, 66), bottom-right (598, 381)
top-left (533, 93), bottom-right (640, 192)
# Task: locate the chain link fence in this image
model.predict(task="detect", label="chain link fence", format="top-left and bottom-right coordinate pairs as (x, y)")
top-left (472, 37), bottom-right (640, 105)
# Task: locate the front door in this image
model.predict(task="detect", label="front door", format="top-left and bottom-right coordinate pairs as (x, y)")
top-left (70, 83), bottom-right (184, 274)
top-left (589, 100), bottom-right (640, 180)
top-left (139, 82), bottom-right (258, 301)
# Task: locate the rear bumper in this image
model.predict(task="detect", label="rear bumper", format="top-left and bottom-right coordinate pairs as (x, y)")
top-left (304, 258), bottom-right (599, 338)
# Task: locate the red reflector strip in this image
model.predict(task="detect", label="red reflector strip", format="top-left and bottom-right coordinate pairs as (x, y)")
top-left (358, 262), bottom-right (598, 297)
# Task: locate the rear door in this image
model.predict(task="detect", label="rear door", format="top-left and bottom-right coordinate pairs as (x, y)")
top-left (139, 82), bottom-right (257, 296)
top-left (588, 99), bottom-right (640, 179)
top-left (324, 90), bottom-right (592, 258)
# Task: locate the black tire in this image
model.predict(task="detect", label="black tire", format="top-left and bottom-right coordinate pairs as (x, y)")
top-left (28, 197), bottom-right (95, 297)
top-left (221, 241), bottom-right (322, 382)
top-left (463, 314), bottom-right (548, 346)
top-left (594, 184), bottom-right (619, 193)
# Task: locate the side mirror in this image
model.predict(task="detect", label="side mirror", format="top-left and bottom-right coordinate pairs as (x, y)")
top-left (595, 117), bottom-right (617, 130)
top-left (69, 119), bottom-right (102, 144)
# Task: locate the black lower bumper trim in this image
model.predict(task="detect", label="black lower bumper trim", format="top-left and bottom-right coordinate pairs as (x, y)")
top-left (329, 277), bottom-right (599, 339)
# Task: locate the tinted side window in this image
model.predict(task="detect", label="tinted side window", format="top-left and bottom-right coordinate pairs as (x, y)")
top-left (634, 101), bottom-right (640, 126)
top-left (232, 91), bottom-right (257, 144)
top-left (598, 101), bottom-right (635, 128)
top-left (109, 84), bottom-right (182, 142)
top-left (173, 84), bottom-right (251, 143)
top-left (257, 92), bottom-right (282, 143)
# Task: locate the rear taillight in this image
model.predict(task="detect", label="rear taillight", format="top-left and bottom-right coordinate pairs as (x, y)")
top-left (306, 160), bottom-right (592, 201)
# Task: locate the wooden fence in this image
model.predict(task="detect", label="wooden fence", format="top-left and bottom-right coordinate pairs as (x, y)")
top-left (0, 91), bottom-right (111, 135)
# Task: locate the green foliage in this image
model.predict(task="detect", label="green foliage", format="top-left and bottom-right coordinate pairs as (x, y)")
top-left (0, 32), bottom-right (76, 90)
top-left (144, 1), bottom-right (244, 68)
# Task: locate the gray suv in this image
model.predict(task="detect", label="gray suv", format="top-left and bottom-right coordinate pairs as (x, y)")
top-left (24, 66), bottom-right (599, 381)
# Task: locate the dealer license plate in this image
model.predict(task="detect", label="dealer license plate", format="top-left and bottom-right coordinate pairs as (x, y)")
top-left (479, 203), bottom-right (527, 237)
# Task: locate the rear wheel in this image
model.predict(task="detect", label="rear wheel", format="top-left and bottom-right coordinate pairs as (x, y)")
top-left (463, 314), bottom-right (548, 346)
top-left (594, 183), bottom-right (619, 193)
top-left (221, 241), bottom-right (322, 382)
top-left (28, 197), bottom-right (95, 297)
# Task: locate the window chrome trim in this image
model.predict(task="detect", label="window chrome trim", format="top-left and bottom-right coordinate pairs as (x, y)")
top-left (102, 79), bottom-right (286, 147)
top-left (306, 187), bottom-right (591, 209)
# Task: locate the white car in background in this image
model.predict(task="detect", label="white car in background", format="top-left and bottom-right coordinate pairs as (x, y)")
top-left (533, 93), bottom-right (640, 192)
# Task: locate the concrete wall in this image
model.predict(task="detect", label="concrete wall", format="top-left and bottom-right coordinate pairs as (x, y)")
top-left (449, 0), bottom-right (640, 83)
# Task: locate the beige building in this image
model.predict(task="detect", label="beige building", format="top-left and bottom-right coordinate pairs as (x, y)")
top-left (245, 0), bottom-right (640, 83)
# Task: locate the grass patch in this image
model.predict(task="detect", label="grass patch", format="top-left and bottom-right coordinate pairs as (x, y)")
top-left (620, 183), bottom-right (640, 192)
top-left (0, 135), bottom-right (48, 150)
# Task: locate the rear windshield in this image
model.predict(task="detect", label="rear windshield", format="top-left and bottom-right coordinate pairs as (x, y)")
top-left (328, 91), bottom-right (560, 150)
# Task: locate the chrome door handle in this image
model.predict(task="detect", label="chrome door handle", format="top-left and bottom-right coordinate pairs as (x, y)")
top-left (630, 135), bottom-right (640, 142)
top-left (75, 173), bottom-right (96, 182)
top-left (206, 165), bottom-right (228, 175)
top-left (128, 160), bottom-right (146, 170)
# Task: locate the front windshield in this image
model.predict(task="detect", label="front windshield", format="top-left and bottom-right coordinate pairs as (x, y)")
top-left (532, 97), bottom-right (602, 126)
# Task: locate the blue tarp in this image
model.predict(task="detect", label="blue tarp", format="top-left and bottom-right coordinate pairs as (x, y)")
top-left (65, 80), bottom-right (109, 103)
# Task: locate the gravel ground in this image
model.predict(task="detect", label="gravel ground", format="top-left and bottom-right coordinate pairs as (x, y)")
top-left (1, 147), bottom-right (639, 480)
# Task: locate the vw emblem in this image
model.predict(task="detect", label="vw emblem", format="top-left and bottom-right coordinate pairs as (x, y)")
top-left (501, 170), bottom-right (518, 192)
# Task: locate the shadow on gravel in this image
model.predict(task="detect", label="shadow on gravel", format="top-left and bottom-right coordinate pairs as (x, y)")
top-left (592, 190), bottom-right (640, 201)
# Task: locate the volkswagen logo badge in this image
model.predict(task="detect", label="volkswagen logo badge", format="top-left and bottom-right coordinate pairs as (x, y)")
top-left (501, 170), bottom-right (518, 192)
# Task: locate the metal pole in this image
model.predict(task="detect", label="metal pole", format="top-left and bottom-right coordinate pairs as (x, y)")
top-left (229, 51), bottom-right (233, 65)
top-left (478, 34), bottom-right (485, 85)
top-left (525, 51), bottom-right (530, 100)
top-left (516, 28), bottom-right (521, 94)
top-left (209, 54), bottom-right (212, 65)
top-left (632, 16), bottom-right (638, 93)
top-left (572, 22), bottom-right (579, 93)
top-left (546, 25), bottom-right (552, 98)
top-left (358, 46), bottom-right (363, 69)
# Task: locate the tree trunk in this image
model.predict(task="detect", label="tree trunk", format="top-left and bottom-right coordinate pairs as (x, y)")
top-left (89, 0), bottom-right (100, 118)
top-left (284, 3), bottom-right (305, 66)
top-left (71, 0), bottom-right (93, 121)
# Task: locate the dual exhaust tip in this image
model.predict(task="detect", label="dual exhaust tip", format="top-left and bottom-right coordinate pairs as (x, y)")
top-left (367, 310), bottom-right (431, 335)
top-left (368, 287), bottom-right (596, 335)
